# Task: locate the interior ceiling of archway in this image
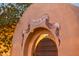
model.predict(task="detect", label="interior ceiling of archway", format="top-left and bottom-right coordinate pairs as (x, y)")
top-left (34, 34), bottom-right (49, 50)
top-left (34, 37), bottom-right (58, 56)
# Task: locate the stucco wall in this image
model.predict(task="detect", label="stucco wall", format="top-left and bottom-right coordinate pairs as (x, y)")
top-left (11, 4), bottom-right (79, 56)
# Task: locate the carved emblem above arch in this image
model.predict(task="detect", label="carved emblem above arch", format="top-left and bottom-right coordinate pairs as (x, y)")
top-left (21, 14), bottom-right (61, 49)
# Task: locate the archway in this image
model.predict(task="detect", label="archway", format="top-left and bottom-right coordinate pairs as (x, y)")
top-left (33, 37), bottom-right (58, 56)
top-left (23, 27), bottom-right (58, 56)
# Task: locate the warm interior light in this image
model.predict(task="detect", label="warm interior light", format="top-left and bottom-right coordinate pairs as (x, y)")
top-left (34, 34), bottom-right (48, 50)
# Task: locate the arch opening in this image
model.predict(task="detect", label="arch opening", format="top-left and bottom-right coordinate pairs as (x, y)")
top-left (23, 27), bottom-right (58, 56)
top-left (33, 37), bottom-right (58, 56)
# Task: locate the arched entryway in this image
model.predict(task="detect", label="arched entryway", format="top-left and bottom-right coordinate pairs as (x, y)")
top-left (23, 28), bottom-right (58, 56)
top-left (33, 37), bottom-right (58, 56)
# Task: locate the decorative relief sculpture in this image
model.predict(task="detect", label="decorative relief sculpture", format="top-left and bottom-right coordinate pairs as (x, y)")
top-left (30, 14), bottom-right (50, 30)
top-left (21, 14), bottom-right (61, 47)
top-left (21, 24), bottom-right (30, 46)
top-left (52, 23), bottom-right (61, 45)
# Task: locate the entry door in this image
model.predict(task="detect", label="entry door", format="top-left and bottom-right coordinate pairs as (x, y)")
top-left (33, 38), bottom-right (58, 56)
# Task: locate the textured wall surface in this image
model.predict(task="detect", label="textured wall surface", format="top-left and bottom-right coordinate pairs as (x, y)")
top-left (11, 4), bottom-right (79, 56)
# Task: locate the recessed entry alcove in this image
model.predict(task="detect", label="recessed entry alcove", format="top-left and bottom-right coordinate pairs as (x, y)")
top-left (33, 38), bottom-right (58, 56)
top-left (23, 27), bottom-right (58, 56)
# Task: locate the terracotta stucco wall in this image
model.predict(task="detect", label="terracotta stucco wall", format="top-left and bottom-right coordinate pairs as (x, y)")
top-left (12, 4), bottom-right (79, 56)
